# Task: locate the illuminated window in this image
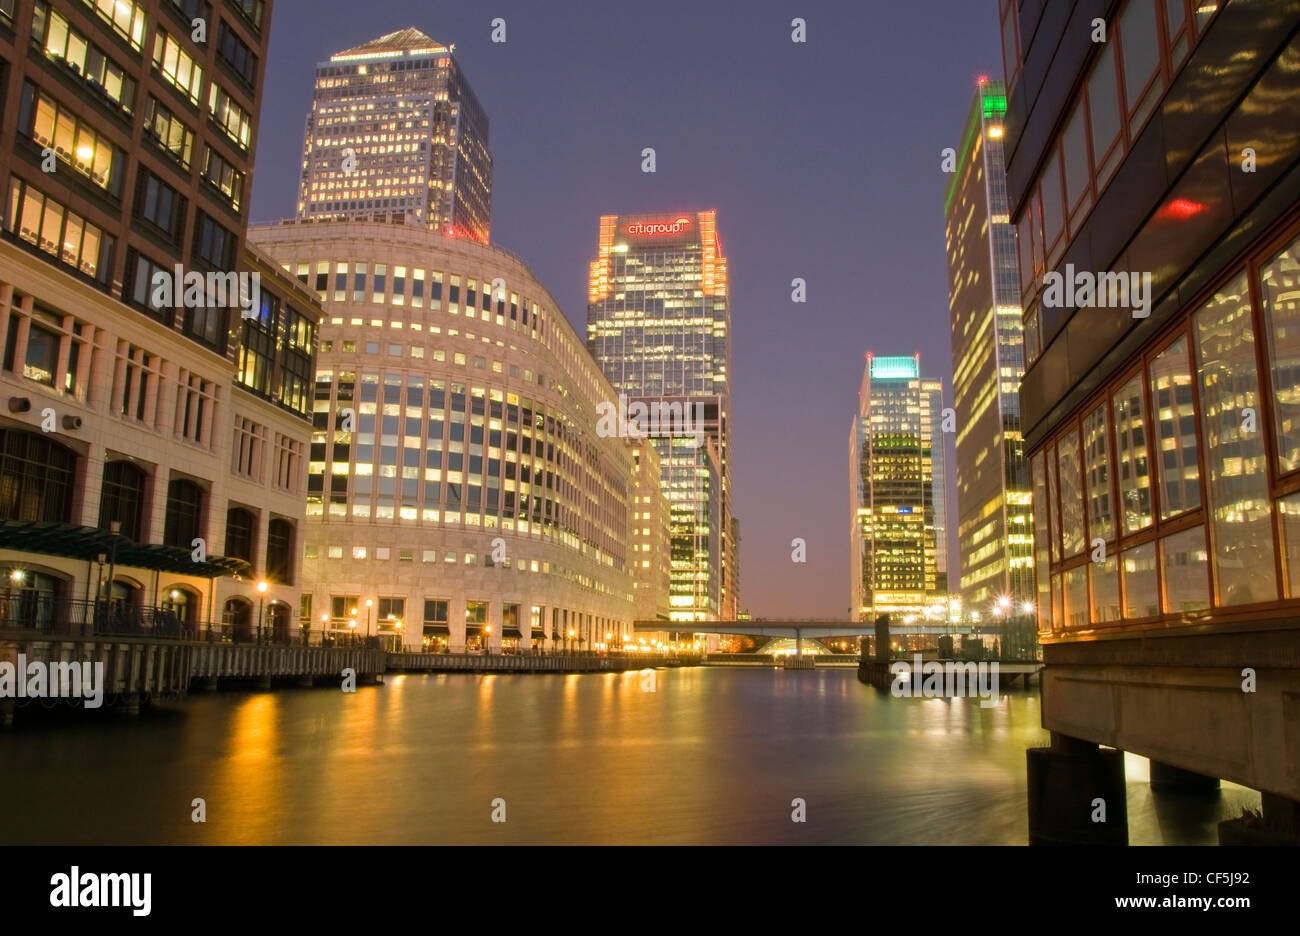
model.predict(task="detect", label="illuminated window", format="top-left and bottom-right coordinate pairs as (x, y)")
top-left (1194, 272), bottom-right (1276, 605)
top-left (20, 83), bottom-right (124, 194)
top-left (153, 30), bottom-right (204, 104)
top-left (6, 178), bottom-right (112, 283)
top-left (1149, 336), bottom-right (1200, 519)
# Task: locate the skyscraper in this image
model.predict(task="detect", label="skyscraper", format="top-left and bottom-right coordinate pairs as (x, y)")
top-left (296, 27), bottom-right (492, 243)
top-left (944, 78), bottom-right (1034, 617)
top-left (587, 211), bottom-right (737, 622)
top-left (850, 354), bottom-right (947, 620)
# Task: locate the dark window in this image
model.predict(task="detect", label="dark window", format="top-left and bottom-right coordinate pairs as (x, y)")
top-left (98, 461), bottom-right (147, 540)
top-left (266, 518), bottom-right (293, 584)
top-left (135, 169), bottom-right (186, 241)
top-left (0, 429), bottom-right (76, 522)
top-left (216, 21), bottom-right (257, 85)
top-left (192, 211), bottom-right (236, 268)
top-left (23, 323), bottom-right (59, 387)
top-left (144, 96), bottom-right (195, 168)
top-left (163, 478), bottom-right (203, 548)
top-left (225, 506), bottom-right (254, 561)
top-left (126, 249), bottom-right (175, 324)
top-left (231, 0), bottom-right (264, 31)
top-left (200, 145), bottom-right (244, 210)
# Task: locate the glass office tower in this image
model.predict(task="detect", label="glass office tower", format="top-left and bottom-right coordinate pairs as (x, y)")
top-left (587, 211), bottom-right (736, 621)
top-left (850, 354), bottom-right (947, 620)
top-left (944, 78), bottom-right (1034, 617)
top-left (296, 27), bottom-right (493, 243)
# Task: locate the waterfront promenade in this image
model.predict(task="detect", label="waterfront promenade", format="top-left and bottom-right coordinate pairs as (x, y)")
top-left (0, 623), bottom-right (706, 722)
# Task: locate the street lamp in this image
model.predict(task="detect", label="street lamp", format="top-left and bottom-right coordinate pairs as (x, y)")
top-left (350, 607), bottom-right (358, 644)
top-left (483, 623), bottom-right (491, 655)
top-left (320, 612), bottom-right (328, 645)
top-left (365, 598), bottom-right (373, 639)
top-left (256, 580), bottom-right (268, 643)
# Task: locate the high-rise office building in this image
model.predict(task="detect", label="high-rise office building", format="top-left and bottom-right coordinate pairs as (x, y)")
top-left (1001, 0), bottom-right (1300, 828)
top-left (296, 27), bottom-right (492, 243)
top-left (250, 219), bottom-right (658, 651)
top-left (630, 440), bottom-right (671, 623)
top-left (850, 354), bottom-right (947, 620)
top-left (944, 78), bottom-right (1034, 616)
top-left (587, 211), bottom-right (737, 622)
top-left (0, 0), bottom-right (318, 638)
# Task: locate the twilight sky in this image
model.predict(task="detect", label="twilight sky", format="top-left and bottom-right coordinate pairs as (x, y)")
top-left (250, 0), bottom-right (1004, 619)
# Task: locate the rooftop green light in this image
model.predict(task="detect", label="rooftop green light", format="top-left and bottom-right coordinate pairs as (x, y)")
top-left (870, 356), bottom-right (919, 380)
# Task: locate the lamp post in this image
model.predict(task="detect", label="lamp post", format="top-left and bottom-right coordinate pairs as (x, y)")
top-left (365, 598), bottom-right (373, 640)
top-left (105, 520), bottom-right (121, 621)
top-left (255, 580), bottom-right (268, 643)
top-left (320, 612), bottom-right (328, 646)
top-left (483, 624), bottom-right (492, 655)
top-left (568, 628), bottom-right (575, 654)
top-left (350, 607), bottom-right (358, 646)
top-left (395, 619), bottom-right (403, 652)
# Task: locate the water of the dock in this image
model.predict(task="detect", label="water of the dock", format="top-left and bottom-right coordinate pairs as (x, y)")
top-left (0, 668), bottom-right (1257, 844)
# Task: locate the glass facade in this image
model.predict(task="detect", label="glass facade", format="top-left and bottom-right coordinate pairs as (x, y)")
top-left (945, 79), bottom-right (1033, 616)
top-left (297, 27), bottom-right (492, 243)
top-left (850, 354), bottom-right (946, 619)
top-left (1031, 232), bottom-right (1300, 631)
top-left (587, 212), bottom-right (735, 621)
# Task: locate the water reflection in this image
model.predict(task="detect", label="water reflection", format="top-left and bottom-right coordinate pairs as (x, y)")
top-left (0, 669), bottom-right (1256, 845)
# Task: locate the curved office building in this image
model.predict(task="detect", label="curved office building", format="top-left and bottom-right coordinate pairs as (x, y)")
top-left (249, 220), bottom-right (644, 652)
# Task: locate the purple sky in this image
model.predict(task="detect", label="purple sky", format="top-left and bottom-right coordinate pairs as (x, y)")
top-left (250, 0), bottom-right (1003, 618)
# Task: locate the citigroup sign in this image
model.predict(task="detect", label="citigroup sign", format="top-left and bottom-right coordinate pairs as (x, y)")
top-left (626, 217), bottom-right (691, 236)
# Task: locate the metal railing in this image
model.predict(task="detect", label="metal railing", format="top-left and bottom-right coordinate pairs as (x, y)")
top-left (0, 597), bottom-right (194, 640)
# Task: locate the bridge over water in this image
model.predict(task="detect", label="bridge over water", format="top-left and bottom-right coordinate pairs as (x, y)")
top-left (633, 619), bottom-right (986, 655)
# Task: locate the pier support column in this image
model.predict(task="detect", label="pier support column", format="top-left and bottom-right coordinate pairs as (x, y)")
top-left (1150, 760), bottom-right (1220, 794)
top-left (199, 677), bottom-right (219, 692)
top-left (1026, 732), bottom-right (1127, 845)
top-left (297, 676), bottom-right (314, 688)
top-left (254, 676), bottom-right (272, 690)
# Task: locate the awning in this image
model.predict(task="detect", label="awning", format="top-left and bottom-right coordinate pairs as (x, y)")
top-left (0, 520), bottom-right (251, 577)
top-left (503, 627), bottom-right (522, 638)
top-left (422, 623), bottom-right (450, 634)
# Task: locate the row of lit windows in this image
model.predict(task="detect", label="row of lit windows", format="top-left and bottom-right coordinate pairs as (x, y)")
top-left (1034, 230), bottom-right (1300, 631)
